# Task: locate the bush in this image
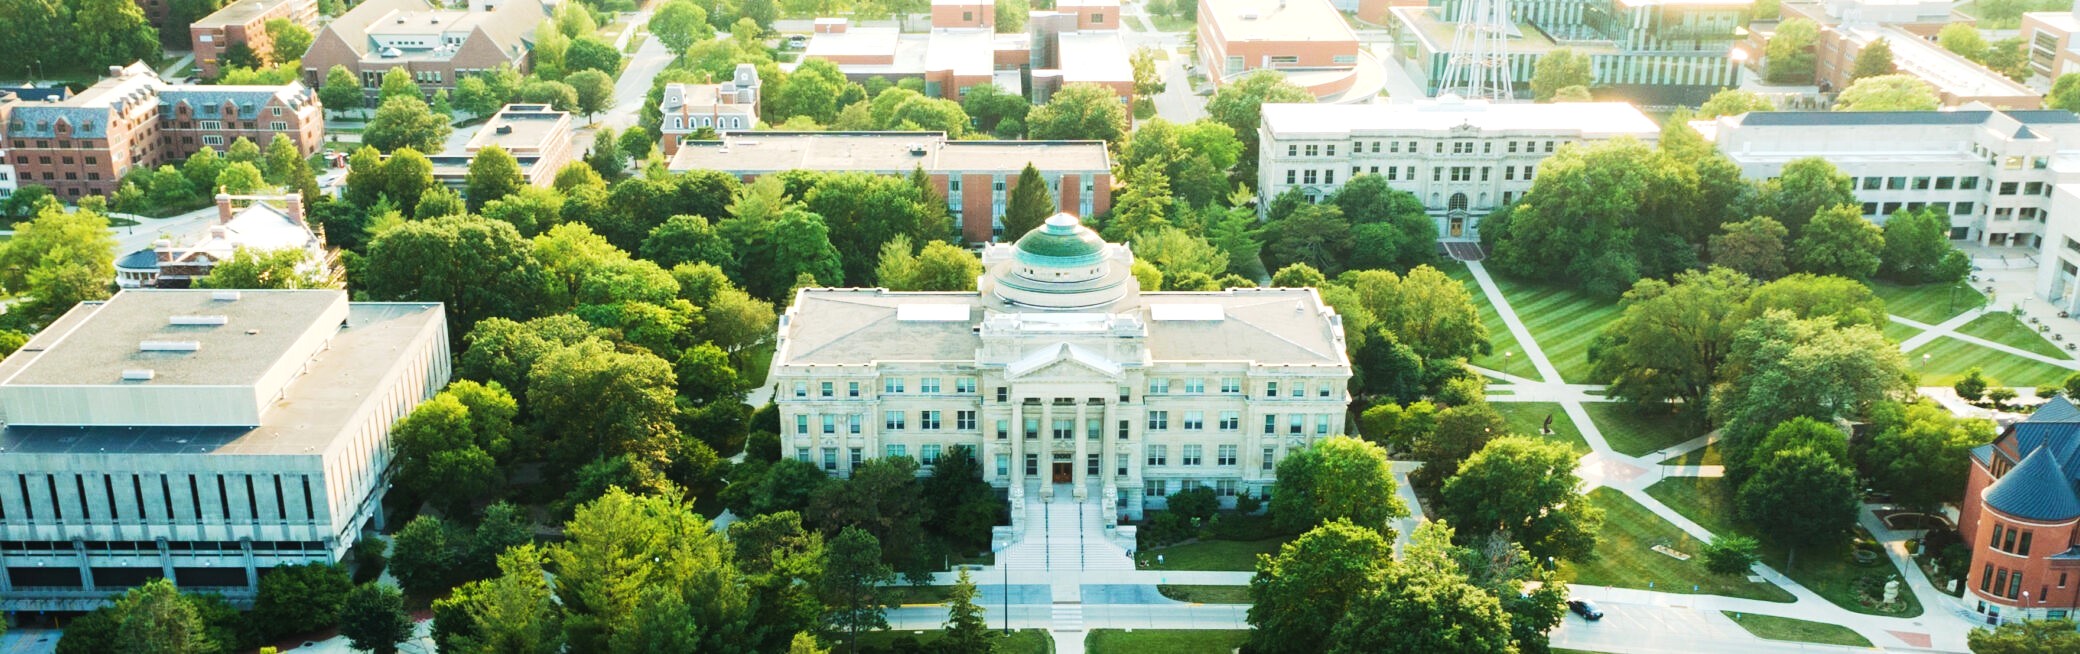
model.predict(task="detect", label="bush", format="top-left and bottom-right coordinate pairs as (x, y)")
top-left (1954, 367), bottom-right (1988, 402)
top-left (1137, 511), bottom-right (1192, 549)
top-left (1235, 491), bottom-right (1264, 514)
top-left (1988, 387), bottom-right (2017, 409)
top-left (1168, 487), bottom-right (1219, 523)
top-left (1208, 512), bottom-right (1279, 541)
top-left (1702, 535), bottom-right (1760, 576)
top-left (350, 536), bottom-right (388, 584)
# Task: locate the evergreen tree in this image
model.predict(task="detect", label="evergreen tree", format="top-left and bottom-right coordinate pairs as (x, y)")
top-left (587, 127), bottom-right (626, 181)
top-left (999, 163), bottom-right (1054, 239)
top-left (940, 570), bottom-right (994, 653)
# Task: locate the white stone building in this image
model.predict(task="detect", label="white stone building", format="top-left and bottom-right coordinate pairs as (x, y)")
top-left (0, 290), bottom-right (448, 610)
top-left (770, 215), bottom-right (1352, 522)
top-left (1256, 98), bottom-right (1661, 240)
top-left (1696, 107), bottom-right (2080, 247)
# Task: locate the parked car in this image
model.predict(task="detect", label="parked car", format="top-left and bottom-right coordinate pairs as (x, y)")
top-left (1567, 599), bottom-right (1603, 621)
top-left (787, 34), bottom-right (808, 48)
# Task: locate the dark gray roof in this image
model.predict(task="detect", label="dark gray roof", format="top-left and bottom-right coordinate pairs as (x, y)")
top-left (2008, 110), bottom-right (2080, 124)
top-left (0, 425), bottom-right (255, 455)
top-left (1983, 447), bottom-right (2080, 521)
top-left (115, 249), bottom-right (157, 270)
top-left (1737, 110), bottom-right (2080, 128)
top-left (158, 86), bottom-right (311, 120)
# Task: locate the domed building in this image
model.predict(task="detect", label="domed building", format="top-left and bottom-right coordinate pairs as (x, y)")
top-left (771, 213), bottom-right (1352, 531)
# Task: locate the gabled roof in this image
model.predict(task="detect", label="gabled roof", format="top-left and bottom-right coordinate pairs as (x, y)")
top-left (2034, 395), bottom-right (2080, 422)
top-left (1006, 342), bottom-right (1122, 379)
top-left (1983, 447), bottom-right (2080, 521)
top-left (319, 0), bottom-right (435, 57)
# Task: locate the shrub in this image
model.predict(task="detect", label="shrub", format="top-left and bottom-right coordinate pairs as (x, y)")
top-left (1168, 487), bottom-right (1219, 523)
top-left (1702, 535), bottom-right (1760, 576)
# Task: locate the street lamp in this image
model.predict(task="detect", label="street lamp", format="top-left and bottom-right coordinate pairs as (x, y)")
top-left (1504, 351), bottom-right (1514, 378)
top-left (992, 542), bottom-right (1011, 635)
top-left (1923, 353), bottom-right (1931, 369)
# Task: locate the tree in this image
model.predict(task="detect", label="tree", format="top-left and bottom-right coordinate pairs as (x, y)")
top-left (1589, 267), bottom-right (1755, 410)
top-left (1025, 83), bottom-right (1129, 142)
top-left (389, 514), bottom-right (456, 599)
top-left (1835, 74), bottom-right (1939, 111)
top-left (361, 214), bottom-right (555, 335)
top-left (338, 583), bottom-right (413, 654)
top-left (1135, 227), bottom-right (1230, 283)
top-left (1956, 367), bottom-right (1990, 402)
top-left (1862, 403), bottom-right (1992, 513)
top-left (586, 126), bottom-right (626, 181)
top-left (565, 37), bottom-right (622, 75)
top-left (392, 380), bottom-right (517, 515)
top-left (516, 79), bottom-right (579, 112)
top-left (433, 544), bottom-right (563, 654)
top-left (1531, 48), bottom-right (1593, 101)
top-left (651, 0), bottom-right (715, 54)
top-left (74, 0), bottom-right (160, 69)
top-left (252, 562), bottom-right (353, 639)
top-left (264, 18), bottom-right (313, 63)
top-left (465, 145), bottom-right (525, 212)
top-left (1488, 137), bottom-right (1702, 297)
top-left (1328, 564), bottom-right (1515, 654)
top-left (1702, 535), bottom-right (1761, 576)
top-left (1851, 38), bottom-right (1896, 80)
top-left (1968, 618), bottom-right (2080, 653)
top-left (1410, 403), bottom-right (1507, 490)
top-left (960, 83), bottom-right (1029, 136)
top-left (1697, 88), bottom-right (1773, 118)
top-left (808, 456), bottom-right (931, 580)
top-left (1108, 163), bottom-right (1174, 240)
top-left (1939, 23), bottom-right (1989, 62)
top-left (529, 339), bottom-right (681, 483)
top-left (798, 172), bottom-right (942, 286)
top-left (379, 66), bottom-right (420, 104)
top-left (1332, 174), bottom-right (1435, 268)
top-left (1738, 446), bottom-right (1859, 570)
top-left (1130, 46), bottom-right (1166, 105)
top-left (108, 579), bottom-right (216, 654)
top-left (549, 488), bottom-right (749, 653)
top-left (1440, 436), bottom-right (1604, 563)
top-left (1713, 311), bottom-right (1911, 477)
top-left (820, 527), bottom-right (894, 652)
top-left (1792, 205), bottom-right (1884, 279)
top-left (364, 97), bottom-right (452, 153)
top-left (994, 0), bottom-right (1028, 31)
top-left (1740, 273), bottom-right (1889, 329)
top-left (2050, 73), bottom-right (2080, 113)
top-left (566, 69), bottom-right (615, 120)
top-left (1880, 208), bottom-right (1971, 284)
top-left (941, 570), bottom-right (993, 653)
top-left (320, 65), bottom-right (363, 117)
top-left (1269, 436), bottom-right (1408, 537)
top-left (1710, 217), bottom-right (1790, 280)
top-left (1766, 17), bottom-right (1819, 84)
top-left (1207, 71), bottom-right (1313, 180)
top-left (642, 215), bottom-right (735, 270)
top-left (771, 59), bottom-right (855, 125)
top-left (0, 204), bottom-right (117, 300)
top-left (197, 246), bottom-right (333, 289)
top-left (1246, 519), bottom-right (1394, 654)
top-left (1000, 163), bottom-right (1054, 239)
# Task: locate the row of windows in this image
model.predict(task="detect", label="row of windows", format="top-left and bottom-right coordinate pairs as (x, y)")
top-left (1860, 175), bottom-right (1980, 192)
top-left (794, 411), bottom-right (1334, 436)
top-left (1144, 444), bottom-right (1241, 466)
top-left (1145, 479), bottom-right (1244, 497)
top-left (1990, 523), bottom-right (2034, 556)
top-left (1292, 139), bottom-right (1561, 157)
top-left (1287, 165), bottom-right (1534, 187)
top-left (0, 472), bottom-right (319, 526)
top-left (797, 377), bottom-right (1334, 400)
top-left (1861, 201), bottom-right (1976, 218)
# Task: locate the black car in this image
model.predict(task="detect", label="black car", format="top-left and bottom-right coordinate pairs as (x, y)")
top-left (1567, 599), bottom-right (1604, 621)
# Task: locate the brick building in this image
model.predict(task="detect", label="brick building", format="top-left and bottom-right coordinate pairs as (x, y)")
top-left (302, 0), bottom-right (550, 104)
top-left (1200, 0), bottom-right (1370, 101)
top-left (668, 131), bottom-right (1112, 243)
top-left (191, 0), bottom-right (321, 79)
top-left (799, 0), bottom-right (1133, 106)
top-left (0, 62), bottom-right (324, 201)
top-left (1958, 395), bottom-right (2080, 622)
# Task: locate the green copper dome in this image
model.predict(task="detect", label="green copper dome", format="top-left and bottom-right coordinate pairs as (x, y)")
top-left (1013, 214), bottom-right (1106, 267)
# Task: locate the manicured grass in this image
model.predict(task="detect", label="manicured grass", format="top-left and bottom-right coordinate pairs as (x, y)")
top-left (1486, 273), bottom-right (1622, 384)
top-left (1911, 335), bottom-right (2074, 388)
top-left (1721, 611), bottom-right (1874, 648)
top-left (1956, 312), bottom-right (2073, 360)
top-left (1440, 263), bottom-right (1527, 376)
top-left (1141, 538), bottom-right (1287, 571)
top-left (1492, 401), bottom-right (1591, 454)
top-left (887, 585), bottom-right (953, 605)
top-left (1087, 629), bottom-right (1249, 653)
top-left (1882, 320), bottom-right (1923, 343)
top-left (1647, 477), bottom-right (1923, 617)
top-left (1581, 403), bottom-right (1700, 457)
top-left (1562, 489), bottom-right (1794, 603)
top-left (740, 340), bottom-right (777, 388)
top-left (857, 628), bottom-right (1052, 653)
top-left (1147, 14), bottom-right (1197, 32)
top-left (1871, 281), bottom-right (1985, 325)
top-left (1157, 585), bottom-right (1252, 603)
top-left (1663, 442), bottom-right (1723, 467)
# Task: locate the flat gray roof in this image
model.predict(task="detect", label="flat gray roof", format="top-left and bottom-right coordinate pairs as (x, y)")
top-left (194, 0), bottom-right (302, 28)
top-left (3, 290), bottom-right (343, 387)
top-left (669, 131), bottom-right (1111, 173)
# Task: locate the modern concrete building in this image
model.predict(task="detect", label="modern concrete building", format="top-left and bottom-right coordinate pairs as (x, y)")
top-left (1696, 107), bottom-right (2080, 247)
top-left (115, 194), bottom-right (332, 289)
top-left (1256, 98), bottom-right (1661, 239)
top-left (1814, 25), bottom-right (2038, 109)
top-left (668, 131), bottom-right (1112, 243)
top-left (771, 214), bottom-right (1352, 522)
top-left (1199, 0), bottom-right (1373, 101)
top-left (1389, 0), bottom-right (1749, 99)
top-left (799, 0), bottom-right (1134, 105)
top-left (301, 0), bottom-right (551, 105)
top-left (0, 289), bottom-right (449, 611)
top-left (659, 65), bottom-right (762, 155)
top-left (0, 62), bottom-right (324, 201)
top-left (426, 103), bottom-right (576, 190)
top-left (190, 0), bottom-right (321, 79)
top-left (2023, 4), bottom-right (2080, 89)
top-left (1957, 395), bottom-right (2080, 622)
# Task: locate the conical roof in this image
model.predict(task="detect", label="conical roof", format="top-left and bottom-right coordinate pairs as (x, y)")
top-left (1984, 447), bottom-right (2080, 522)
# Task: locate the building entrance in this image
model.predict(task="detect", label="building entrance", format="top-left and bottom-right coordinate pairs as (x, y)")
top-left (1052, 461), bottom-right (1073, 483)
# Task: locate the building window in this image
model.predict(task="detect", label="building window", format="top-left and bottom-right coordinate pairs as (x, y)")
top-left (822, 415), bottom-right (835, 434)
top-left (1218, 445), bottom-right (1238, 466)
top-left (1220, 377), bottom-right (1241, 393)
top-left (922, 410), bottom-right (941, 430)
top-left (823, 448), bottom-right (838, 471)
top-left (1118, 419), bottom-right (1130, 439)
top-left (1149, 378), bottom-right (1170, 394)
top-left (848, 414), bottom-right (862, 434)
top-left (1148, 411), bottom-right (1169, 430)
top-left (956, 377), bottom-right (976, 393)
top-left (1219, 411), bottom-right (1239, 431)
top-left (922, 444), bottom-right (942, 465)
top-left (794, 382), bottom-right (807, 397)
top-left (1289, 414), bottom-right (1304, 435)
top-left (847, 381), bottom-right (860, 397)
top-left (884, 378), bottom-right (905, 393)
top-left (1316, 414), bottom-right (1331, 435)
top-left (795, 415), bottom-right (808, 434)
top-left (887, 444), bottom-right (908, 458)
top-left (1117, 454), bottom-right (1129, 477)
top-left (1264, 414), bottom-right (1277, 435)
top-left (1962, 177), bottom-right (1980, 190)
top-left (1862, 177), bottom-right (1880, 190)
top-left (1303, 169), bottom-right (1317, 184)
top-left (1286, 170), bottom-right (1296, 184)
top-left (997, 419), bottom-right (1009, 439)
top-left (1263, 448), bottom-right (1276, 471)
top-left (2001, 182), bottom-right (2019, 195)
top-left (1025, 417), bottom-right (1040, 438)
top-left (997, 454), bottom-right (1010, 476)
top-left (1320, 384), bottom-right (1332, 398)
top-left (1185, 378), bottom-right (1205, 393)
top-left (1182, 445), bottom-right (1203, 466)
top-left (1026, 454), bottom-right (1039, 475)
top-left (1147, 445), bottom-right (1168, 466)
top-left (1183, 411), bottom-right (1204, 430)
top-left (885, 411), bottom-right (906, 430)
top-left (1265, 381), bottom-right (1278, 397)
top-left (996, 387), bottom-right (1009, 402)
top-left (1145, 480), bottom-right (1168, 497)
top-left (1053, 418), bottom-right (1073, 439)
top-left (798, 448), bottom-right (812, 462)
top-left (820, 381), bottom-right (834, 397)
top-left (920, 377), bottom-right (941, 393)
top-left (1290, 382), bottom-right (1304, 398)
top-left (202, 135), bottom-right (223, 145)
top-left (957, 410), bottom-right (977, 430)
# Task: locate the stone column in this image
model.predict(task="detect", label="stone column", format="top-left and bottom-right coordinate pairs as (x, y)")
top-left (74, 538), bottom-right (95, 592)
top-left (157, 537), bottom-right (175, 586)
top-left (1010, 401), bottom-right (1024, 491)
top-left (1073, 401), bottom-right (1089, 500)
top-left (240, 538), bottom-right (258, 594)
top-left (1039, 401), bottom-right (1054, 501)
top-left (1100, 399), bottom-right (1117, 525)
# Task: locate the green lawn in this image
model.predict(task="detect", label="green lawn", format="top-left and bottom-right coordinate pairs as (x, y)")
top-left (1140, 538), bottom-right (1286, 571)
top-left (1087, 629), bottom-right (1249, 653)
top-left (1582, 403), bottom-right (1700, 457)
top-left (1663, 442), bottom-right (1723, 467)
top-left (1486, 273), bottom-right (1622, 383)
top-left (1562, 489), bottom-right (1794, 602)
top-left (1882, 320), bottom-right (1922, 343)
top-left (1646, 477), bottom-right (1923, 617)
top-left (1911, 335), bottom-right (2074, 388)
top-left (1871, 281), bottom-right (1985, 325)
top-left (887, 585), bottom-right (953, 605)
top-left (1441, 263), bottom-right (1528, 375)
top-left (740, 340), bottom-right (778, 388)
top-left (1157, 585), bottom-right (1252, 603)
top-left (1148, 14), bottom-right (1196, 32)
top-left (857, 628), bottom-right (1052, 653)
top-left (1721, 611), bottom-right (1873, 648)
top-left (1956, 312), bottom-right (2073, 360)
top-left (1493, 401), bottom-right (1591, 454)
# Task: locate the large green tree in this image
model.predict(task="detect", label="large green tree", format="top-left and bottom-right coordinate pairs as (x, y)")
top-left (1589, 266), bottom-right (1755, 410)
top-left (1760, 157), bottom-right (1857, 237)
top-left (1737, 446), bottom-right (1859, 570)
top-left (940, 570), bottom-right (994, 653)
top-left (1440, 436), bottom-right (1604, 563)
top-left (1024, 83), bottom-right (1129, 142)
top-left (1710, 217), bottom-right (1790, 280)
top-left (1835, 74), bottom-right (1940, 111)
top-left (1851, 37), bottom-right (1897, 80)
top-left (1861, 403), bottom-right (1993, 513)
top-left (1531, 48), bottom-right (1593, 101)
top-left (819, 527), bottom-right (894, 652)
top-left (1206, 71), bottom-right (1313, 181)
top-left (1879, 208), bottom-right (1972, 284)
top-left (1328, 563), bottom-right (1515, 654)
top-left (1766, 18), bottom-right (1819, 83)
top-left (1792, 205), bottom-right (1884, 280)
top-left (1000, 163), bottom-right (1055, 240)
top-left (528, 339), bottom-right (681, 486)
top-left (1968, 618), bottom-right (2080, 653)
top-left (338, 583), bottom-right (413, 654)
top-left (364, 97), bottom-right (453, 153)
top-left (361, 214), bottom-right (556, 335)
top-left (75, 0), bottom-right (160, 69)
top-left (549, 488), bottom-right (751, 653)
top-left (1713, 311), bottom-right (1910, 479)
top-left (1489, 137), bottom-right (1702, 297)
top-left (111, 579), bottom-right (216, 654)
top-left (1269, 436), bottom-right (1409, 537)
top-left (392, 380), bottom-right (519, 515)
top-left (465, 145), bottom-right (525, 212)
top-left (252, 563), bottom-right (353, 640)
top-left (1246, 520), bottom-right (1394, 654)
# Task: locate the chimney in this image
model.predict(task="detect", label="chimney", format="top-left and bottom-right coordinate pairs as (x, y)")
top-left (215, 193), bottom-right (234, 224)
top-left (285, 194), bottom-right (306, 225)
top-left (154, 239), bottom-right (174, 263)
top-left (209, 226), bottom-right (229, 241)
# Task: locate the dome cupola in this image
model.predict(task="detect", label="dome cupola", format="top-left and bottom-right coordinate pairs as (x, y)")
top-left (985, 213), bottom-right (1135, 310)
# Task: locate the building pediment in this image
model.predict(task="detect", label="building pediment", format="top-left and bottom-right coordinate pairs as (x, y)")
top-left (1006, 342), bottom-right (1121, 380)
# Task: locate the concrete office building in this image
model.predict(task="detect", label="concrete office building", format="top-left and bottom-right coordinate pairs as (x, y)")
top-left (771, 214), bottom-right (1352, 522)
top-left (1695, 107), bottom-right (2080, 247)
top-left (668, 131), bottom-right (1112, 243)
top-left (426, 103), bottom-right (577, 190)
top-left (1390, 0), bottom-right (1748, 98)
top-left (190, 0), bottom-right (321, 79)
top-left (2023, 3), bottom-right (2080, 89)
top-left (1256, 98), bottom-right (1660, 239)
top-left (0, 290), bottom-right (449, 611)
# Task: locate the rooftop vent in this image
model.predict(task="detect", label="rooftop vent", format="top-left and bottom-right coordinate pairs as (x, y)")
top-left (139, 340), bottom-right (201, 352)
top-left (121, 369), bottom-right (156, 381)
top-left (211, 291), bottom-right (241, 301)
top-left (1241, 11), bottom-right (1259, 20)
top-left (496, 124), bottom-right (513, 134)
top-left (909, 144), bottom-right (927, 155)
top-left (168, 314), bottom-right (228, 326)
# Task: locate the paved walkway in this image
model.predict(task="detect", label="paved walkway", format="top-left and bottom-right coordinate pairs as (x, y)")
top-left (1892, 312), bottom-right (2080, 370)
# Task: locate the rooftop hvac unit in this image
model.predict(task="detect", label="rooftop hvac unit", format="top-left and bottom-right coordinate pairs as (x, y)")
top-left (121, 369), bottom-right (156, 381)
top-left (139, 340), bottom-right (201, 352)
top-left (168, 315), bottom-right (228, 326)
top-left (211, 291), bottom-right (241, 301)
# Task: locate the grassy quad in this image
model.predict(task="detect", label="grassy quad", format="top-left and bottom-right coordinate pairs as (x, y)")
top-left (1561, 489), bottom-right (1794, 602)
top-left (1870, 281), bottom-right (1985, 325)
top-left (1492, 401), bottom-right (1591, 454)
top-left (1441, 263), bottom-right (1530, 376)
top-left (1087, 629), bottom-right (1250, 653)
top-left (1720, 611), bottom-right (1874, 648)
top-left (1581, 404), bottom-right (1700, 458)
top-left (1909, 335), bottom-right (2075, 388)
top-left (855, 628), bottom-right (1052, 653)
top-left (1955, 312), bottom-right (2075, 360)
top-left (1662, 443), bottom-right (1723, 467)
top-left (1157, 585), bottom-right (1252, 604)
top-left (1482, 274), bottom-right (1622, 384)
top-left (1647, 477), bottom-right (1923, 618)
top-left (1139, 538), bottom-right (1288, 572)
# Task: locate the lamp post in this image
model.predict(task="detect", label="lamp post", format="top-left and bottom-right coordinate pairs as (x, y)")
top-left (993, 542), bottom-right (1011, 635)
top-left (1504, 351), bottom-right (1513, 379)
top-left (1923, 353), bottom-right (1931, 369)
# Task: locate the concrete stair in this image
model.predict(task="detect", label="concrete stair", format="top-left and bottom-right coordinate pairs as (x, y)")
top-left (1003, 484), bottom-right (1134, 572)
top-left (1050, 602), bottom-right (1084, 631)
